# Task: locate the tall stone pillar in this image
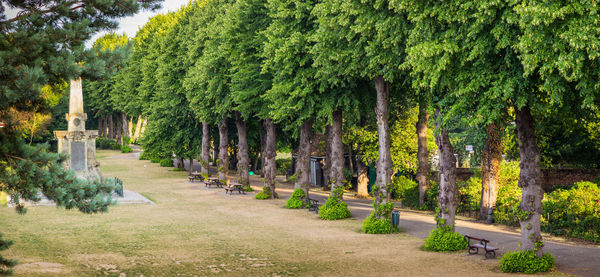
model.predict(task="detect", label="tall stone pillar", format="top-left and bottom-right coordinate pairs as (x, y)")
top-left (54, 78), bottom-right (102, 181)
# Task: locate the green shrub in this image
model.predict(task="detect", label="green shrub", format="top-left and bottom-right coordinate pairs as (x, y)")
top-left (121, 145), bottom-right (133, 153)
top-left (286, 188), bottom-right (306, 209)
top-left (318, 187), bottom-right (351, 220)
top-left (390, 175), bottom-right (419, 207)
top-left (423, 226), bottom-right (468, 252)
top-left (0, 191), bottom-right (7, 207)
top-left (276, 158), bottom-right (292, 175)
top-left (457, 176), bottom-right (481, 214)
top-left (423, 181), bottom-right (439, 210)
top-left (244, 186), bottom-right (254, 192)
top-left (150, 157), bottom-right (161, 163)
top-left (542, 181), bottom-right (600, 242)
top-left (499, 250), bottom-right (555, 274)
top-left (139, 152), bottom-right (150, 160)
top-left (255, 186), bottom-right (278, 200)
top-left (159, 158), bottom-right (173, 167)
top-left (362, 202), bottom-right (399, 234)
top-left (96, 137), bottom-right (121, 150)
top-left (493, 161), bottom-right (522, 225)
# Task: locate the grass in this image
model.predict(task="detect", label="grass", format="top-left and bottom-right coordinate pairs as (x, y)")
top-left (0, 150), bottom-right (564, 276)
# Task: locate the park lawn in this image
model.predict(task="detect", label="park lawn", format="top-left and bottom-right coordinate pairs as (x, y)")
top-left (1, 150), bottom-right (565, 276)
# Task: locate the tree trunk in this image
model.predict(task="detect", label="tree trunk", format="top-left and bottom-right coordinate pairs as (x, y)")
top-left (98, 116), bottom-right (104, 137)
top-left (259, 120), bottom-right (266, 178)
top-left (128, 116), bottom-right (134, 138)
top-left (330, 110), bottom-right (345, 199)
top-left (416, 100), bottom-right (430, 207)
top-left (122, 113), bottom-right (128, 140)
top-left (515, 105), bottom-right (544, 256)
top-left (264, 118), bottom-right (277, 198)
top-left (435, 108), bottom-right (458, 230)
top-left (189, 158), bottom-right (194, 173)
top-left (480, 122), bottom-right (503, 220)
top-left (140, 117), bottom-right (147, 137)
top-left (115, 114), bottom-right (122, 142)
top-left (217, 120), bottom-right (229, 182)
top-left (107, 113), bottom-right (114, 139)
top-left (295, 120), bottom-right (312, 198)
top-left (235, 112), bottom-right (250, 187)
top-left (253, 152), bottom-right (260, 172)
top-left (323, 125), bottom-right (332, 187)
top-left (374, 76), bottom-right (393, 213)
top-left (356, 144), bottom-right (369, 198)
top-left (201, 122), bottom-right (211, 175)
top-left (177, 157), bottom-right (184, 169)
top-left (133, 115), bottom-right (143, 142)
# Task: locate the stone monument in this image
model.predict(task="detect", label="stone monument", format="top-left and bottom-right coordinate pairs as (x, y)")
top-left (54, 78), bottom-right (102, 181)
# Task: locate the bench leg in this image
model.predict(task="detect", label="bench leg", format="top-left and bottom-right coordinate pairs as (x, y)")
top-left (468, 247), bottom-right (478, 255)
top-left (485, 250), bottom-right (496, 259)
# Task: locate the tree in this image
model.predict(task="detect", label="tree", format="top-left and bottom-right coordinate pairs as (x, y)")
top-left (312, 0), bottom-right (410, 214)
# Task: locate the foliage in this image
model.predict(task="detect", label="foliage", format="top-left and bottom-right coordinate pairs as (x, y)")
top-left (96, 137), bottom-right (121, 150)
top-left (423, 226), bottom-right (468, 252)
top-left (499, 250), bottom-right (555, 274)
top-left (276, 158), bottom-right (292, 176)
top-left (456, 177), bottom-right (481, 214)
top-left (159, 159), bottom-right (173, 167)
top-left (390, 175), bottom-right (419, 206)
top-left (423, 181), bottom-right (440, 211)
top-left (542, 182), bottom-right (600, 242)
top-left (286, 188), bottom-right (306, 209)
top-left (362, 213), bottom-right (398, 234)
top-left (255, 186), bottom-right (277, 200)
top-left (120, 145), bottom-right (133, 153)
top-left (494, 162), bottom-right (522, 226)
top-left (362, 201), bottom-right (398, 234)
top-left (139, 152), bottom-right (150, 160)
top-left (0, 233), bottom-right (17, 275)
top-left (0, 191), bottom-right (6, 207)
top-left (318, 187), bottom-right (352, 220)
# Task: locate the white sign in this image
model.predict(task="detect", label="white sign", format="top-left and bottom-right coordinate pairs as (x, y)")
top-left (465, 145), bottom-right (473, 151)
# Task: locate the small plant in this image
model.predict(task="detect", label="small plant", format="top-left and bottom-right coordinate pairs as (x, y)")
top-left (244, 186), bottom-right (254, 192)
top-left (159, 158), bottom-right (173, 167)
top-left (255, 186), bottom-right (277, 200)
top-left (318, 186), bottom-right (351, 220)
top-left (139, 152), bottom-right (150, 160)
top-left (121, 144), bottom-right (133, 153)
top-left (362, 202), bottom-right (398, 234)
top-left (423, 226), bottom-right (468, 252)
top-left (286, 188), bottom-right (306, 209)
top-left (499, 250), bottom-right (555, 274)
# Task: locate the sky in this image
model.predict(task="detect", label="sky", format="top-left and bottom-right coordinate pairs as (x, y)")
top-left (88, 0), bottom-right (189, 47)
top-left (2, 1), bottom-right (189, 47)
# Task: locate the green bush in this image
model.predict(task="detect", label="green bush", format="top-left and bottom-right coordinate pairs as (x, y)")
top-left (499, 250), bottom-right (555, 274)
top-left (96, 137), bottom-right (121, 150)
top-left (457, 176), bottom-right (481, 214)
top-left (542, 181), bottom-right (600, 242)
top-left (255, 186), bottom-right (278, 200)
top-left (159, 158), bottom-right (173, 167)
top-left (318, 187), bottom-right (351, 220)
top-left (286, 188), bottom-right (305, 209)
top-left (276, 158), bottom-right (292, 175)
top-left (139, 152), bottom-right (150, 160)
top-left (423, 226), bottom-right (468, 252)
top-left (244, 186), bottom-right (254, 192)
top-left (390, 175), bottom-right (419, 207)
top-left (493, 161), bottom-right (522, 226)
top-left (423, 181), bottom-right (439, 210)
top-left (0, 191), bottom-right (7, 207)
top-left (121, 145), bottom-right (133, 153)
top-left (362, 201), bottom-right (398, 234)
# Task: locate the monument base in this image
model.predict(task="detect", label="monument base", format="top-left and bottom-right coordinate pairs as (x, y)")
top-left (54, 130), bottom-right (102, 181)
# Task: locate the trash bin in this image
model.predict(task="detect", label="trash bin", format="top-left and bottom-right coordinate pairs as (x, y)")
top-left (391, 210), bottom-right (400, 232)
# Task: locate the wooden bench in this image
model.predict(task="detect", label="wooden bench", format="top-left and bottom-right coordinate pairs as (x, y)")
top-left (205, 178), bottom-right (224, 188)
top-left (307, 198), bottom-right (320, 214)
top-left (464, 235), bottom-right (498, 259)
top-left (188, 172), bottom-right (204, 183)
top-left (224, 184), bottom-right (246, 195)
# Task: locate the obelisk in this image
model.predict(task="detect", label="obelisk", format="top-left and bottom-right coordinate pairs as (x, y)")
top-left (54, 78), bottom-right (102, 181)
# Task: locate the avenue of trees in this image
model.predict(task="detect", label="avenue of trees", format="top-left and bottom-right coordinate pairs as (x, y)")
top-left (2, 0), bottom-right (600, 273)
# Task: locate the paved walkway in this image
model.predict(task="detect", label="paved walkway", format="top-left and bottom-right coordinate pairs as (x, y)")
top-left (176, 157), bottom-right (600, 277)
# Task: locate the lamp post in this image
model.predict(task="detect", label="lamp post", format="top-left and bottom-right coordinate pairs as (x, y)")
top-left (486, 142), bottom-right (493, 224)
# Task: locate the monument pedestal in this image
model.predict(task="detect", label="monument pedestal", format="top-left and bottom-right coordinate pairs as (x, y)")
top-left (54, 78), bottom-right (102, 181)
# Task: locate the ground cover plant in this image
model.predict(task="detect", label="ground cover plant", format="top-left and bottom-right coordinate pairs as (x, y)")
top-left (499, 250), bottom-right (555, 274)
top-left (423, 226), bottom-right (468, 252)
top-left (318, 187), bottom-right (352, 220)
top-left (285, 188), bottom-right (305, 209)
